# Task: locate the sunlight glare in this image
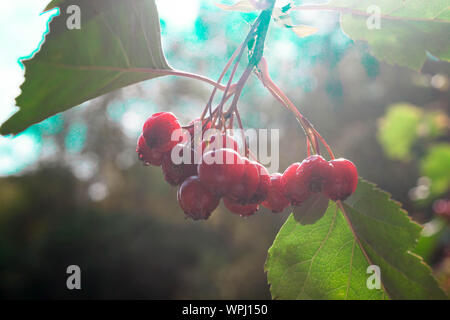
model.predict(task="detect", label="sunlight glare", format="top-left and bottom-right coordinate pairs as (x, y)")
top-left (155, 0), bottom-right (200, 30)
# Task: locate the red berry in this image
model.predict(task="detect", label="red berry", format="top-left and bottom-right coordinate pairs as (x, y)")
top-left (198, 148), bottom-right (245, 196)
top-left (325, 158), bottom-right (358, 201)
top-left (177, 176), bottom-right (220, 220)
top-left (161, 144), bottom-right (198, 186)
top-left (202, 133), bottom-right (239, 154)
top-left (282, 155), bottom-right (333, 205)
top-left (262, 173), bottom-right (290, 213)
top-left (143, 112), bottom-right (182, 153)
top-left (136, 134), bottom-right (164, 166)
top-left (249, 161), bottom-right (271, 204)
top-left (226, 158), bottom-right (260, 204)
top-left (223, 197), bottom-right (259, 217)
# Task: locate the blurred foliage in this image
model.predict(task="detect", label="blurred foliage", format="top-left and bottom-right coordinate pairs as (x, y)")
top-left (377, 103), bottom-right (423, 161)
top-left (377, 103), bottom-right (447, 161)
top-left (327, 0), bottom-right (450, 70)
top-left (421, 144), bottom-right (450, 197)
top-left (415, 218), bottom-right (448, 264)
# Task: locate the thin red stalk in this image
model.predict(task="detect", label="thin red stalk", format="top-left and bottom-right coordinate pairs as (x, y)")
top-left (201, 44), bottom-right (243, 121)
top-left (49, 64), bottom-right (229, 91)
top-left (233, 108), bottom-right (248, 157)
top-left (257, 58), bottom-right (335, 159)
top-left (257, 66), bottom-right (318, 154)
top-left (216, 16), bottom-right (262, 117)
top-left (225, 66), bottom-right (253, 116)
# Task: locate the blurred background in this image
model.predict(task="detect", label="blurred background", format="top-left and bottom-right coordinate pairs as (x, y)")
top-left (0, 0), bottom-right (448, 299)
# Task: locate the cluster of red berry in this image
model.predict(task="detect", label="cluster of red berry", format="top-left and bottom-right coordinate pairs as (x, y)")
top-left (137, 112), bottom-right (358, 221)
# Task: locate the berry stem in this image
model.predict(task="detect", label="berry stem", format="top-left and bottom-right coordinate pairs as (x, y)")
top-left (215, 15), bottom-right (263, 121)
top-left (200, 44), bottom-right (243, 121)
top-left (226, 2), bottom-right (275, 116)
top-left (233, 108), bottom-right (248, 157)
top-left (119, 67), bottom-right (230, 91)
top-left (256, 57), bottom-right (335, 159)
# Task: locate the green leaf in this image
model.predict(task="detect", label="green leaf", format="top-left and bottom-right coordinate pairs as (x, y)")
top-left (293, 193), bottom-right (329, 225)
top-left (266, 178), bottom-right (447, 299)
top-left (1, 0), bottom-right (171, 135)
top-left (299, 0), bottom-right (450, 70)
top-left (377, 103), bottom-right (448, 161)
top-left (421, 143), bottom-right (450, 196)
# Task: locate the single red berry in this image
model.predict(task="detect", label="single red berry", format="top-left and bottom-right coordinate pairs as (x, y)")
top-left (282, 155), bottom-right (333, 205)
top-left (223, 197), bottom-right (259, 217)
top-left (143, 112), bottom-right (182, 153)
top-left (202, 133), bottom-right (239, 154)
top-left (262, 173), bottom-right (291, 213)
top-left (198, 148), bottom-right (245, 196)
top-left (161, 144), bottom-right (198, 186)
top-left (226, 158), bottom-right (260, 204)
top-left (177, 176), bottom-right (220, 220)
top-left (136, 134), bottom-right (164, 166)
top-left (325, 158), bottom-right (358, 201)
top-left (249, 161), bottom-right (271, 204)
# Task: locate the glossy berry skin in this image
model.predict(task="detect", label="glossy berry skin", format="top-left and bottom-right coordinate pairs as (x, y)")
top-left (282, 155), bottom-right (333, 205)
top-left (325, 158), bottom-right (358, 201)
top-left (202, 134), bottom-right (239, 154)
top-left (177, 176), bottom-right (220, 220)
top-left (250, 161), bottom-right (271, 204)
top-left (143, 112), bottom-right (182, 153)
top-left (161, 144), bottom-right (198, 186)
top-left (223, 197), bottom-right (259, 217)
top-left (262, 173), bottom-right (291, 213)
top-left (136, 134), bottom-right (164, 166)
top-left (198, 148), bottom-right (245, 196)
top-left (227, 158), bottom-right (260, 204)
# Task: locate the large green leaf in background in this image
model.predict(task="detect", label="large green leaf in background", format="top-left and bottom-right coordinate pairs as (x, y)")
top-left (308, 0), bottom-right (450, 70)
top-left (265, 179), bottom-right (447, 299)
top-left (0, 0), bottom-right (170, 135)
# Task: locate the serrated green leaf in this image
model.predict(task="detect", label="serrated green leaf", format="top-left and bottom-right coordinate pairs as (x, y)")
top-left (266, 178), bottom-right (447, 299)
top-left (377, 103), bottom-right (448, 161)
top-left (293, 193), bottom-right (329, 225)
top-left (295, 0), bottom-right (450, 70)
top-left (1, 0), bottom-right (171, 135)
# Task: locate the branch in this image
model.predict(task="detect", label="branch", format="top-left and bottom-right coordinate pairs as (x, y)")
top-left (42, 63), bottom-right (229, 91)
